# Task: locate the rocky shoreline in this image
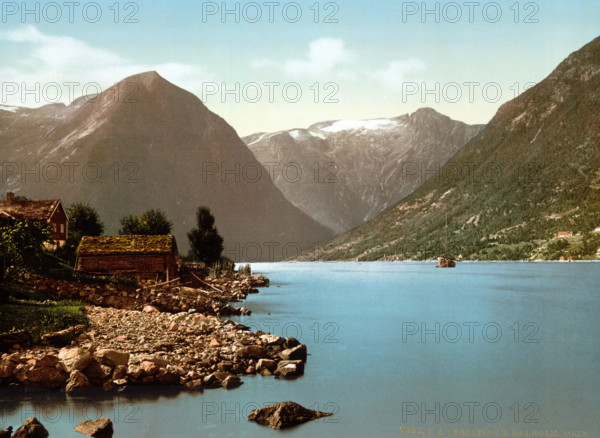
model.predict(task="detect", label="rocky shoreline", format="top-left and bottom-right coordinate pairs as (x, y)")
top-left (0, 273), bottom-right (308, 393)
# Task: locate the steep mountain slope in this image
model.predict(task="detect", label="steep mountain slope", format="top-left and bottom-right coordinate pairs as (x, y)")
top-left (0, 72), bottom-right (334, 261)
top-left (244, 109), bottom-right (483, 233)
top-left (299, 35), bottom-right (600, 261)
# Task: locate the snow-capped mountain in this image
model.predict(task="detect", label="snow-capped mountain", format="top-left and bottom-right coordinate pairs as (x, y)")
top-left (244, 108), bottom-right (484, 233)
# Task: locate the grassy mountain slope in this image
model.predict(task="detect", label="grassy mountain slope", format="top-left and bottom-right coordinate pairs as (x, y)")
top-left (300, 36), bottom-right (600, 261)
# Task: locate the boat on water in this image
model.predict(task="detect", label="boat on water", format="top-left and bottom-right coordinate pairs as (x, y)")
top-left (437, 217), bottom-right (456, 268)
top-left (437, 255), bottom-right (456, 268)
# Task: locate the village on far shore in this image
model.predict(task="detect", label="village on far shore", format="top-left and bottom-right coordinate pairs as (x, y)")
top-left (0, 191), bottom-right (309, 398)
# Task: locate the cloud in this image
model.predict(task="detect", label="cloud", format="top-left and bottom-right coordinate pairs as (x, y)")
top-left (372, 58), bottom-right (426, 91)
top-left (0, 26), bottom-right (211, 106)
top-left (253, 38), bottom-right (355, 78)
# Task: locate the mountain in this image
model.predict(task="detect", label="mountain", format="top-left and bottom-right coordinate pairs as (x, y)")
top-left (244, 109), bottom-right (483, 233)
top-left (0, 72), bottom-right (334, 261)
top-left (299, 36), bottom-right (600, 261)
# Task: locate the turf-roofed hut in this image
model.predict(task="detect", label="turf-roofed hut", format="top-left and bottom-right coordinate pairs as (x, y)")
top-left (76, 235), bottom-right (178, 281)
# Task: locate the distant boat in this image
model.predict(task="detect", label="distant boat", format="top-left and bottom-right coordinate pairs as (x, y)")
top-left (437, 217), bottom-right (456, 268)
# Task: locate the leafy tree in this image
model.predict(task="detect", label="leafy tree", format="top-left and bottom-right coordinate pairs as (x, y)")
top-left (0, 218), bottom-right (51, 280)
top-left (119, 214), bottom-right (141, 235)
top-left (55, 203), bottom-right (104, 266)
top-left (119, 209), bottom-right (173, 235)
top-left (68, 203), bottom-right (104, 236)
top-left (187, 207), bottom-right (224, 265)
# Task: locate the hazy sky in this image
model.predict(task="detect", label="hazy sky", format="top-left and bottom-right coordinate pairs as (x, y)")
top-left (1, 1), bottom-right (599, 135)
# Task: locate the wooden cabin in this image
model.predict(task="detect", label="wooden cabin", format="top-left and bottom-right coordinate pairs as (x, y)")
top-left (0, 192), bottom-right (68, 248)
top-left (77, 235), bottom-right (178, 281)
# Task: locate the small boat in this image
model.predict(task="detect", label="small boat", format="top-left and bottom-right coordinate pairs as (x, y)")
top-left (437, 217), bottom-right (456, 268)
top-left (437, 256), bottom-right (456, 268)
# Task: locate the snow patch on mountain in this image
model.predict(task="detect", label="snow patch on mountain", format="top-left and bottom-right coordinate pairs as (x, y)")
top-left (0, 105), bottom-right (18, 113)
top-left (289, 130), bottom-right (303, 139)
top-left (308, 130), bottom-right (327, 139)
top-left (321, 119), bottom-right (398, 133)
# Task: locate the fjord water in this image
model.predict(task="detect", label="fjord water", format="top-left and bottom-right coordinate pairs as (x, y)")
top-left (2, 262), bottom-right (599, 437)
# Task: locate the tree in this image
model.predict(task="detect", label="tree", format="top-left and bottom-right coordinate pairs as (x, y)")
top-left (68, 203), bottom-right (104, 236)
top-left (119, 214), bottom-right (142, 235)
top-left (55, 203), bottom-right (104, 266)
top-left (1, 218), bottom-right (51, 280)
top-left (187, 207), bottom-right (224, 265)
top-left (119, 209), bottom-right (173, 235)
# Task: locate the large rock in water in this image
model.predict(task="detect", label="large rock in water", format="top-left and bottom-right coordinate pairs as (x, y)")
top-left (248, 401), bottom-right (333, 430)
top-left (74, 417), bottom-right (113, 437)
top-left (12, 417), bottom-right (49, 438)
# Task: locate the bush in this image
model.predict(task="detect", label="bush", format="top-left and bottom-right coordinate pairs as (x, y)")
top-left (209, 258), bottom-right (235, 278)
top-left (237, 264), bottom-right (252, 275)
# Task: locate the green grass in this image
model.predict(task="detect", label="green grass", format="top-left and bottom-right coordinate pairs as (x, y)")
top-left (0, 300), bottom-right (88, 344)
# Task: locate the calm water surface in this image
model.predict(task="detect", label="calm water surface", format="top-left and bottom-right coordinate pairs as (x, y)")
top-left (2, 262), bottom-right (599, 437)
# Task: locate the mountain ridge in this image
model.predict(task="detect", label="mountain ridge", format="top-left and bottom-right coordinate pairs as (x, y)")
top-left (244, 108), bottom-right (484, 233)
top-left (0, 71), bottom-right (334, 261)
top-left (297, 35), bottom-right (600, 261)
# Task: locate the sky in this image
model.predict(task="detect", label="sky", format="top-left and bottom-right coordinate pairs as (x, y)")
top-left (1, 1), bottom-right (599, 136)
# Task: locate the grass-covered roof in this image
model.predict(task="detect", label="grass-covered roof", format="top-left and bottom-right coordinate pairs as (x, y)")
top-left (77, 235), bottom-right (177, 256)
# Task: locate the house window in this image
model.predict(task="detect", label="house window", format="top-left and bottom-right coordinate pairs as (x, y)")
top-left (60, 224), bottom-right (65, 234)
top-left (53, 224), bottom-right (57, 232)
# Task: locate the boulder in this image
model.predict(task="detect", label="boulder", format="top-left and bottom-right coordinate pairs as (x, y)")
top-left (247, 401), bottom-right (333, 430)
top-left (279, 344), bottom-right (307, 362)
top-left (274, 360), bottom-right (304, 378)
top-left (132, 355), bottom-right (169, 367)
top-left (112, 365), bottom-right (127, 380)
top-left (260, 334), bottom-right (285, 346)
top-left (236, 345), bottom-right (268, 359)
top-left (203, 373), bottom-right (222, 389)
top-left (139, 361), bottom-right (160, 376)
top-left (59, 347), bottom-right (93, 373)
top-left (185, 379), bottom-right (204, 391)
top-left (66, 370), bottom-right (90, 392)
top-left (34, 355), bottom-right (59, 368)
top-left (0, 358), bottom-right (16, 378)
top-left (25, 366), bottom-right (69, 389)
top-left (221, 375), bottom-right (243, 389)
top-left (157, 370), bottom-right (179, 385)
top-left (283, 337), bottom-right (301, 349)
top-left (96, 350), bottom-right (129, 367)
top-left (12, 417), bottom-right (49, 438)
top-left (82, 359), bottom-right (110, 384)
top-left (0, 426), bottom-right (12, 438)
top-left (74, 417), bottom-right (113, 437)
top-left (126, 365), bottom-right (143, 379)
top-left (256, 358), bottom-right (277, 372)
